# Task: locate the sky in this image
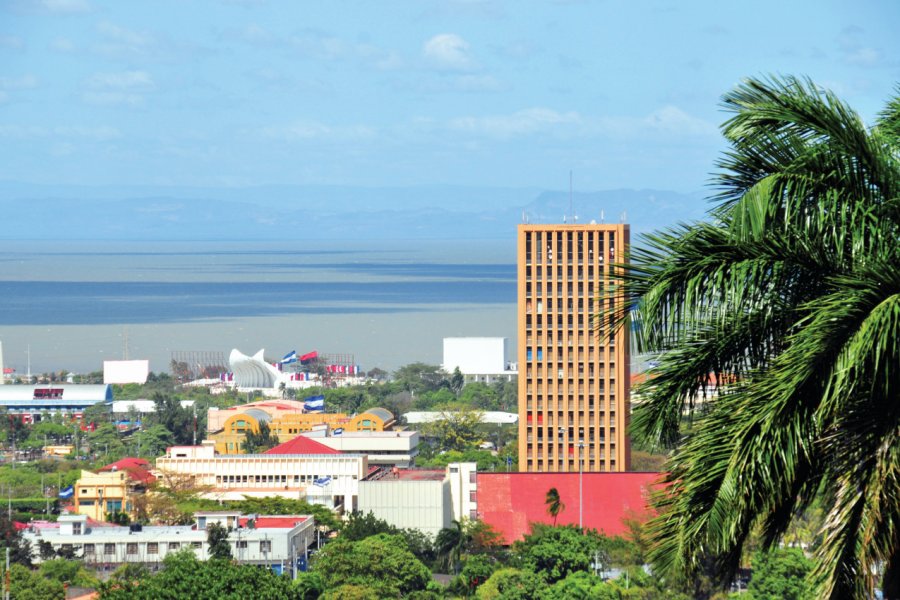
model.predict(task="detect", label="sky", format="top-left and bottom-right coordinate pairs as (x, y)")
top-left (1, 0), bottom-right (898, 194)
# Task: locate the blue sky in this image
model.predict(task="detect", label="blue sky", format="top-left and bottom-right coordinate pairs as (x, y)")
top-left (1, 0), bottom-right (898, 193)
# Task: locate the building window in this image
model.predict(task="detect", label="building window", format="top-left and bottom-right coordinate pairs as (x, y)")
top-left (260, 540), bottom-right (272, 553)
top-left (192, 542), bottom-right (202, 549)
top-left (126, 543), bottom-right (138, 555)
top-left (73, 523), bottom-right (82, 535)
top-left (237, 541), bottom-right (248, 549)
top-left (104, 543), bottom-right (115, 555)
top-left (168, 542), bottom-right (180, 551)
top-left (83, 544), bottom-right (95, 554)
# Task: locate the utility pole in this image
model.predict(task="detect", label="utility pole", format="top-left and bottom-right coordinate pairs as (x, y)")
top-left (579, 440), bottom-right (584, 530)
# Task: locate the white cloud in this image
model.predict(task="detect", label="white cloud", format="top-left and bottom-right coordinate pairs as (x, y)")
top-left (255, 121), bottom-right (376, 142)
top-left (423, 33), bottom-right (475, 71)
top-left (640, 106), bottom-right (717, 136)
top-left (443, 105), bottom-right (716, 140)
top-left (0, 124), bottom-right (121, 140)
top-left (82, 70), bottom-right (154, 106)
top-left (449, 108), bottom-right (581, 138)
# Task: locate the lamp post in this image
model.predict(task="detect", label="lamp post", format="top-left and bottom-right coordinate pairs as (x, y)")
top-left (578, 440), bottom-right (584, 530)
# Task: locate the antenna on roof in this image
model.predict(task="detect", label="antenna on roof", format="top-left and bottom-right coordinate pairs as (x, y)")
top-left (600, 210), bottom-right (605, 224)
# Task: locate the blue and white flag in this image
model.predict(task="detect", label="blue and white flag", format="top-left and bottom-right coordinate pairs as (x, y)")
top-left (304, 394), bottom-right (325, 412)
top-left (281, 350), bottom-right (298, 364)
top-left (58, 485), bottom-right (74, 499)
top-left (313, 476), bottom-right (332, 487)
top-left (332, 428), bottom-right (343, 436)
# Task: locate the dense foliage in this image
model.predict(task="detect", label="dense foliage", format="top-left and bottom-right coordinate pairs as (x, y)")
top-left (609, 76), bottom-right (900, 598)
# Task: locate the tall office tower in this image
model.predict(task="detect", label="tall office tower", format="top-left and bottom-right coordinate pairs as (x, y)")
top-left (517, 223), bottom-right (630, 472)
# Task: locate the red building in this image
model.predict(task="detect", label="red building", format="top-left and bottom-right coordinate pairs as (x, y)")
top-left (476, 471), bottom-right (659, 544)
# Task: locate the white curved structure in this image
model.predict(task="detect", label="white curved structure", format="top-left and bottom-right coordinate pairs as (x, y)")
top-left (229, 349), bottom-right (283, 389)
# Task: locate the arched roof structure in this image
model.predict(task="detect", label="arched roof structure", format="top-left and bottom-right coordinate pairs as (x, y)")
top-left (229, 349), bottom-right (282, 389)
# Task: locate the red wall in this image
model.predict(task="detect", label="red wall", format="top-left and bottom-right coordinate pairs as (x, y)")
top-left (477, 472), bottom-right (660, 544)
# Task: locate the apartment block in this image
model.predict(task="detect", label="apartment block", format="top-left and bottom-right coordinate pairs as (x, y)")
top-left (517, 223), bottom-right (630, 472)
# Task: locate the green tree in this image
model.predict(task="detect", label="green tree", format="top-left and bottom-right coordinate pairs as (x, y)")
top-left (393, 363), bottom-right (448, 394)
top-left (150, 393), bottom-right (195, 446)
top-left (98, 550), bottom-right (299, 599)
top-left (9, 563), bottom-right (65, 600)
top-left (450, 367), bottom-right (465, 395)
top-left (475, 568), bottom-right (544, 600)
top-left (608, 76), bottom-right (900, 598)
top-left (0, 514), bottom-right (32, 566)
top-left (312, 533), bottom-right (431, 597)
top-left (230, 496), bottom-right (341, 533)
top-left (38, 558), bottom-right (99, 588)
top-left (242, 421), bottom-right (278, 454)
top-left (513, 524), bottom-right (606, 584)
top-left (422, 409), bottom-right (484, 453)
top-left (545, 487), bottom-right (565, 526)
top-left (134, 423), bottom-right (175, 458)
top-left (436, 519), bottom-right (468, 574)
top-left (207, 521), bottom-right (232, 560)
top-left (460, 554), bottom-right (498, 594)
top-left (86, 423), bottom-right (125, 461)
top-left (747, 548), bottom-right (813, 600)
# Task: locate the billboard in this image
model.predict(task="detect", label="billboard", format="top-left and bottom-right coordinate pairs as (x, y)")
top-left (103, 360), bottom-right (150, 384)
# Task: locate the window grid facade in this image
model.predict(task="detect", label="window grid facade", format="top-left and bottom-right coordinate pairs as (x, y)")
top-left (517, 224), bottom-right (631, 473)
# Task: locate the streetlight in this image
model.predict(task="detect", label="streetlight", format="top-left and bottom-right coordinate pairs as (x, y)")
top-left (578, 440), bottom-right (584, 530)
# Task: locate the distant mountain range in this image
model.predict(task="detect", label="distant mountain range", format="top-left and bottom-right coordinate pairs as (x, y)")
top-left (0, 182), bottom-right (710, 241)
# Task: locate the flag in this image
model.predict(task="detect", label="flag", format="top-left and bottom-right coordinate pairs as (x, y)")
top-left (313, 476), bottom-right (332, 487)
top-left (300, 351), bottom-right (318, 364)
top-left (304, 395), bottom-right (325, 412)
top-left (281, 350), bottom-right (298, 364)
top-left (58, 486), bottom-right (74, 499)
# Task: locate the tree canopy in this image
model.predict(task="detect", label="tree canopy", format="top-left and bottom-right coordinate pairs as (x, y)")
top-left (610, 75), bottom-right (900, 597)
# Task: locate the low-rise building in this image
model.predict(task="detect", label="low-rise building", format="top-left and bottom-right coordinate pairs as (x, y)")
top-left (302, 430), bottom-right (419, 468)
top-left (73, 458), bottom-right (155, 521)
top-left (24, 511), bottom-right (315, 576)
top-left (357, 463), bottom-right (477, 538)
top-left (155, 444), bottom-right (366, 510)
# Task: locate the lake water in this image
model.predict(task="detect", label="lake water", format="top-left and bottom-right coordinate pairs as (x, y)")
top-left (0, 239), bottom-right (517, 375)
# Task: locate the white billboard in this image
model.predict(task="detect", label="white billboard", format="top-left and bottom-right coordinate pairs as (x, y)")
top-left (103, 360), bottom-right (150, 384)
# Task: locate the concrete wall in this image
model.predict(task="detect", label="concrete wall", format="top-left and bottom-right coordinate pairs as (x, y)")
top-left (358, 479), bottom-right (451, 538)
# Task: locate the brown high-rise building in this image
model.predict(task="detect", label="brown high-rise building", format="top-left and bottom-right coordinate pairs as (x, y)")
top-left (517, 223), bottom-right (630, 472)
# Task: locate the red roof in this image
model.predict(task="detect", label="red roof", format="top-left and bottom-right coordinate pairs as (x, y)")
top-left (263, 436), bottom-right (341, 455)
top-left (477, 472), bottom-right (660, 544)
top-left (238, 516), bottom-right (309, 529)
top-left (99, 457), bottom-right (156, 484)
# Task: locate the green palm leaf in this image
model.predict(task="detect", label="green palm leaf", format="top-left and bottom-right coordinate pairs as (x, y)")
top-left (606, 75), bottom-right (900, 598)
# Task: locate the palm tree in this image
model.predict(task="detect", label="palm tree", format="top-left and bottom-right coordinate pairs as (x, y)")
top-left (436, 519), bottom-right (467, 574)
top-left (607, 76), bottom-right (900, 598)
top-left (545, 487), bottom-right (565, 526)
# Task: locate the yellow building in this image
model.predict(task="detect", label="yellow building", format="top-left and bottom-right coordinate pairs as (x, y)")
top-left (517, 223), bottom-right (631, 473)
top-left (208, 407), bottom-right (396, 454)
top-left (72, 458), bottom-right (155, 520)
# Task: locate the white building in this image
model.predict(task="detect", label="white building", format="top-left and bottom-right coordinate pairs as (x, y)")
top-left (155, 445), bottom-right (367, 510)
top-left (442, 337), bottom-right (517, 383)
top-left (357, 463), bottom-right (478, 538)
top-left (103, 360), bottom-right (150, 384)
top-left (25, 512), bottom-right (315, 576)
top-left (403, 411), bottom-right (518, 425)
top-left (302, 430), bottom-right (420, 468)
